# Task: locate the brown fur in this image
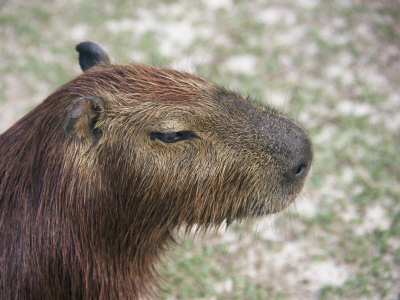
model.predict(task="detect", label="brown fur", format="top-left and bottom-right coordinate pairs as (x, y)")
top-left (0, 52), bottom-right (312, 299)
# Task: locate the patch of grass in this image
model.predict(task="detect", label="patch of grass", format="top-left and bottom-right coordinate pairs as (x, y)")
top-left (320, 268), bottom-right (393, 300)
top-left (303, 202), bottom-right (340, 233)
top-left (26, 55), bottom-right (50, 83)
top-left (0, 14), bottom-right (15, 26)
top-left (137, 31), bottom-right (172, 66)
top-left (159, 241), bottom-right (218, 299)
top-left (0, 88), bottom-right (7, 103)
top-left (32, 6), bottom-right (51, 22)
top-left (230, 279), bottom-right (273, 300)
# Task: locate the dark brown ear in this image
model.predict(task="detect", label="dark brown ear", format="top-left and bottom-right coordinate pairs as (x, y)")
top-left (76, 41), bottom-right (110, 71)
top-left (65, 96), bottom-right (104, 143)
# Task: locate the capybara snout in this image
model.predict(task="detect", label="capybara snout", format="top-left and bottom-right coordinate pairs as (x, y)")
top-left (281, 125), bottom-right (313, 182)
top-left (256, 111), bottom-right (313, 183)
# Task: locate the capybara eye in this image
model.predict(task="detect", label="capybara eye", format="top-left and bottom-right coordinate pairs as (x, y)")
top-left (149, 131), bottom-right (198, 143)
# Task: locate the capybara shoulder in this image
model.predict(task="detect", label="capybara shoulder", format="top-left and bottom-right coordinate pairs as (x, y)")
top-left (0, 41), bottom-right (312, 299)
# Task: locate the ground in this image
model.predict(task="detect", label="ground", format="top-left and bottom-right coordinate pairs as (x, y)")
top-left (1, 0), bottom-right (399, 299)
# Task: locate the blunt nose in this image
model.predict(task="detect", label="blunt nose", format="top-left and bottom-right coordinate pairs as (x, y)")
top-left (283, 132), bottom-right (313, 181)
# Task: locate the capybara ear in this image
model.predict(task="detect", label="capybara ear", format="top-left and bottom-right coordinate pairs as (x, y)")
top-left (76, 41), bottom-right (110, 71)
top-left (65, 96), bottom-right (104, 143)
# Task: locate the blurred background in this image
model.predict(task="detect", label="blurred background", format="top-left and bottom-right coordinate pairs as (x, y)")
top-left (1, 0), bottom-right (399, 299)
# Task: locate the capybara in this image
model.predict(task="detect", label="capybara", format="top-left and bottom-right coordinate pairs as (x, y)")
top-left (0, 41), bottom-right (312, 299)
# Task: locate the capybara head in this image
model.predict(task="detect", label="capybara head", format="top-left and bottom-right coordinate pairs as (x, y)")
top-left (71, 42), bottom-right (312, 224)
top-left (0, 41), bottom-right (312, 299)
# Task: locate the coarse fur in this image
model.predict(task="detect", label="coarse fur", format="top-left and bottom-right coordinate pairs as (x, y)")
top-left (0, 42), bottom-right (312, 299)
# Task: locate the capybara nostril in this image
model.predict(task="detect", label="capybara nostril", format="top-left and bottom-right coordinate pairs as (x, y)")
top-left (294, 162), bottom-right (308, 178)
top-left (293, 162), bottom-right (308, 179)
top-left (284, 159), bottom-right (310, 181)
top-left (283, 134), bottom-right (313, 181)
